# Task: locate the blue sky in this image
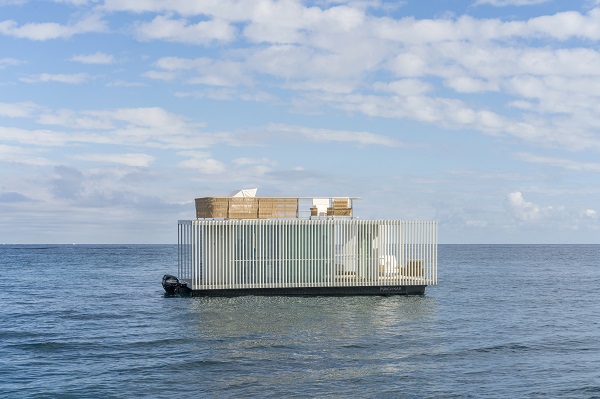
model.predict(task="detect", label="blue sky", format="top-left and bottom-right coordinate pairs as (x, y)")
top-left (1, 0), bottom-right (600, 244)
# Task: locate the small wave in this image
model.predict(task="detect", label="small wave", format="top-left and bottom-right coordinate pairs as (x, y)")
top-left (562, 385), bottom-right (600, 395)
top-left (473, 342), bottom-right (532, 353)
top-left (340, 343), bottom-right (372, 349)
top-left (115, 337), bottom-right (192, 350)
top-left (167, 359), bottom-right (236, 372)
top-left (9, 341), bottom-right (74, 351)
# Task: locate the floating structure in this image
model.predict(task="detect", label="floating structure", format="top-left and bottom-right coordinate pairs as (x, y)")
top-left (164, 192), bottom-right (437, 296)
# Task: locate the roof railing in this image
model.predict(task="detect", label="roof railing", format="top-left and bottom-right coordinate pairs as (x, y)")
top-left (194, 196), bottom-right (359, 220)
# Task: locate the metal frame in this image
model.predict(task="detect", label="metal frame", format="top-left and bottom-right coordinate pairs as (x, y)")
top-left (178, 219), bottom-right (437, 291)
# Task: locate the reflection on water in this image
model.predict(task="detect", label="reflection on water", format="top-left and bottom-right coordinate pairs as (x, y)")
top-left (189, 295), bottom-right (439, 339)
top-left (183, 295), bottom-right (441, 397)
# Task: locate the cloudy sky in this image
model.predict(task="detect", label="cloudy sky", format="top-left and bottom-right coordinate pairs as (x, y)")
top-left (2, 0), bottom-right (600, 244)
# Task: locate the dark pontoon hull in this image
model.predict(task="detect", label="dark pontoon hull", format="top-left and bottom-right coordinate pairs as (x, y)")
top-left (186, 285), bottom-right (426, 297)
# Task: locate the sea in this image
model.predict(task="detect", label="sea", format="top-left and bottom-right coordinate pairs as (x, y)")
top-left (1, 244), bottom-right (599, 398)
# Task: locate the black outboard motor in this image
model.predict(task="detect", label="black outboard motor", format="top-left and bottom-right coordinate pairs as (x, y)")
top-left (162, 274), bottom-right (189, 295)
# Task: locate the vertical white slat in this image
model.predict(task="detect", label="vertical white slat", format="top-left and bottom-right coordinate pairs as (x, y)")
top-left (307, 220), bottom-right (311, 286)
top-left (292, 219), bottom-right (297, 287)
top-left (257, 223), bottom-right (268, 287)
top-left (300, 220), bottom-right (304, 287)
top-left (275, 220), bottom-right (279, 288)
top-left (311, 222), bottom-right (315, 286)
top-left (433, 220), bottom-right (437, 284)
top-left (335, 221), bottom-right (340, 287)
top-left (406, 220), bottom-right (411, 284)
top-left (372, 220), bottom-right (377, 286)
top-left (203, 221), bottom-right (207, 288)
top-left (262, 220), bottom-right (266, 288)
top-left (435, 220), bottom-right (438, 284)
top-left (327, 220), bottom-right (332, 286)
top-left (427, 220), bottom-right (432, 285)
top-left (189, 221), bottom-right (193, 287)
top-left (203, 221), bottom-right (207, 289)
top-left (420, 220), bottom-right (423, 285)
top-left (278, 220), bottom-right (283, 288)
top-left (287, 219), bottom-right (292, 287)
top-left (232, 220), bottom-right (237, 289)
top-left (259, 219), bottom-right (263, 288)
top-left (213, 221), bottom-right (217, 289)
top-left (266, 220), bottom-right (271, 288)
top-left (226, 221), bottom-right (231, 289)
top-left (207, 221), bottom-right (211, 289)
top-left (300, 220), bottom-right (305, 286)
top-left (413, 220), bottom-right (418, 285)
top-left (200, 221), bottom-right (203, 288)
top-left (364, 221), bottom-right (369, 286)
top-left (218, 222), bottom-right (223, 289)
top-left (216, 221), bottom-right (220, 288)
top-left (209, 221), bottom-right (214, 289)
top-left (297, 219), bottom-right (302, 287)
top-left (220, 221), bottom-right (224, 289)
top-left (411, 220), bottom-right (416, 285)
top-left (223, 223), bottom-right (233, 288)
top-left (424, 220), bottom-right (428, 284)
top-left (255, 220), bottom-right (260, 288)
top-left (434, 220), bottom-right (438, 285)
top-left (280, 220), bottom-right (285, 288)
top-left (243, 221), bottom-right (247, 289)
top-left (365, 220), bottom-right (369, 286)
top-left (242, 220), bottom-right (246, 287)
top-left (392, 220), bottom-right (402, 285)
top-left (267, 220), bottom-right (272, 289)
top-left (202, 221), bottom-right (207, 289)
top-left (395, 220), bottom-right (400, 285)
top-left (191, 222), bottom-right (195, 289)
top-left (220, 221), bottom-right (224, 288)
top-left (245, 220), bottom-right (250, 288)
top-left (192, 221), bottom-right (196, 289)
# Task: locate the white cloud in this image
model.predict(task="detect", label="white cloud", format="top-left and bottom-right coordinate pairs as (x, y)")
top-left (444, 76), bottom-right (499, 93)
top-left (134, 15), bottom-right (236, 44)
top-left (70, 52), bottom-right (114, 64)
top-left (177, 151), bottom-right (226, 174)
top-left (72, 153), bottom-right (155, 167)
top-left (585, 209), bottom-right (597, 218)
top-left (267, 124), bottom-right (402, 146)
top-left (0, 14), bottom-right (106, 40)
top-left (20, 73), bottom-right (90, 84)
top-left (106, 80), bottom-right (145, 87)
top-left (0, 58), bottom-right (22, 68)
top-left (152, 56), bottom-right (251, 87)
top-left (515, 153), bottom-right (600, 172)
top-left (505, 191), bottom-right (561, 221)
top-left (143, 70), bottom-right (178, 81)
top-left (0, 0), bottom-right (26, 5)
top-left (233, 157), bottom-right (276, 166)
top-left (475, 0), bottom-right (551, 6)
top-left (0, 101), bottom-right (38, 118)
top-left (0, 144), bottom-right (53, 165)
top-left (0, 125), bottom-right (106, 147)
top-left (373, 79), bottom-right (432, 96)
top-left (54, 0), bottom-right (96, 5)
top-left (101, 0), bottom-right (245, 17)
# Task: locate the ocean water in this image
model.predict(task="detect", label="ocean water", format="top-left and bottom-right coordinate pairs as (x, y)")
top-left (1, 244), bottom-right (599, 398)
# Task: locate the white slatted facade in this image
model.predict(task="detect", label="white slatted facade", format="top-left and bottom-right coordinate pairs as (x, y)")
top-left (178, 219), bottom-right (437, 290)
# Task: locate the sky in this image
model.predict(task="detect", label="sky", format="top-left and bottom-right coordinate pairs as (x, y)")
top-left (2, 0), bottom-right (600, 244)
